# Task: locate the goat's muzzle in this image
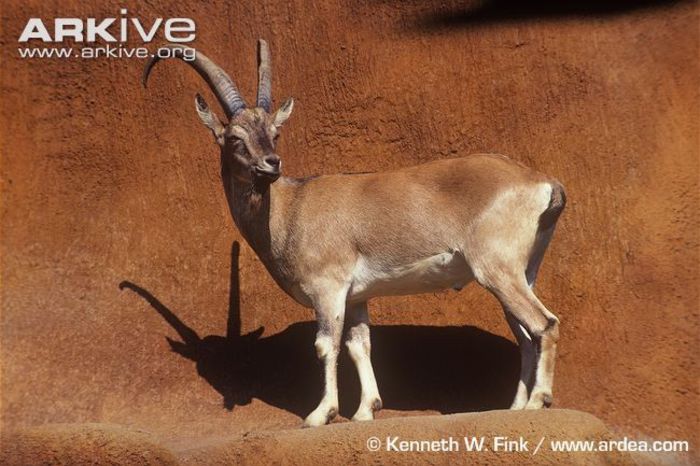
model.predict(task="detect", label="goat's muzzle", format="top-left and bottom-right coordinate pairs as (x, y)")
top-left (253, 156), bottom-right (281, 182)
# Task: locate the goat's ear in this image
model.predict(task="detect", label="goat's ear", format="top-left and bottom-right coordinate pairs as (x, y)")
top-left (195, 94), bottom-right (225, 145)
top-left (273, 97), bottom-right (294, 128)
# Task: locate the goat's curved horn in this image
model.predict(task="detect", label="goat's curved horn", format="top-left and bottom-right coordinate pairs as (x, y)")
top-left (256, 39), bottom-right (272, 112)
top-left (142, 44), bottom-right (247, 118)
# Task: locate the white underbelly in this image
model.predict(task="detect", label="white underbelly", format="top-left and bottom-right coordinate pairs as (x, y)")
top-left (347, 250), bottom-right (473, 302)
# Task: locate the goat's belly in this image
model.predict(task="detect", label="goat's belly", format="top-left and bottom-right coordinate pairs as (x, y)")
top-left (347, 251), bottom-right (473, 302)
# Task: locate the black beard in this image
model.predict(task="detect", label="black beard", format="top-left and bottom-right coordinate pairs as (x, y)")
top-left (252, 175), bottom-right (273, 195)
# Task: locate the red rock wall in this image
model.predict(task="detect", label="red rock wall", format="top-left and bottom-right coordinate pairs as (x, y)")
top-left (1, 0), bottom-right (697, 449)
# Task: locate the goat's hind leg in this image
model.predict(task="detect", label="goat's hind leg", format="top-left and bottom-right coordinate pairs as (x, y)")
top-left (484, 272), bottom-right (560, 410)
top-left (506, 221), bottom-right (559, 409)
top-left (504, 311), bottom-right (536, 409)
top-left (344, 301), bottom-right (382, 421)
top-left (525, 290), bottom-right (559, 410)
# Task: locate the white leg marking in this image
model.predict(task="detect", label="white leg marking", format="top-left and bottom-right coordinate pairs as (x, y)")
top-left (303, 285), bottom-right (347, 427)
top-left (345, 302), bottom-right (382, 421)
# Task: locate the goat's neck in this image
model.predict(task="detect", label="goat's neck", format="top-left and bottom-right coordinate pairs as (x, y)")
top-left (221, 158), bottom-right (283, 266)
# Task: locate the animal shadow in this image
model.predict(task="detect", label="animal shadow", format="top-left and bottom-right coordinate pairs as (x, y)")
top-left (119, 241), bottom-right (519, 419)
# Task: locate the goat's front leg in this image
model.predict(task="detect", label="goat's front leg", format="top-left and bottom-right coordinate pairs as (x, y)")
top-left (303, 286), bottom-right (347, 427)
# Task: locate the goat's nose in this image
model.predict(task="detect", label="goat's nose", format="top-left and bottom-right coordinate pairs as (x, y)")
top-left (264, 155), bottom-right (281, 169)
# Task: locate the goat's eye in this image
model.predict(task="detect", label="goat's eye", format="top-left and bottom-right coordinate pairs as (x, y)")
top-left (227, 137), bottom-right (244, 150)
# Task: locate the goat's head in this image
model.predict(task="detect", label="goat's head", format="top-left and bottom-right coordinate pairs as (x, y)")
top-left (142, 41), bottom-right (294, 184)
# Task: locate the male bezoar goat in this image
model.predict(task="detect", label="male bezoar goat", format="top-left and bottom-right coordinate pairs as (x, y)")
top-left (141, 41), bottom-right (566, 427)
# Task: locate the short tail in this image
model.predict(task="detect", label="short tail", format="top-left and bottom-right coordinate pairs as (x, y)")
top-left (526, 181), bottom-right (566, 287)
top-left (539, 181), bottom-right (566, 231)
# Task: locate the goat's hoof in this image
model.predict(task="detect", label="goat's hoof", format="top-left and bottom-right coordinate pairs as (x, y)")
top-left (352, 397), bottom-right (382, 421)
top-left (542, 394), bottom-right (553, 408)
top-left (525, 391), bottom-right (553, 409)
top-left (303, 406), bottom-right (338, 427)
top-left (509, 393), bottom-right (529, 410)
top-left (351, 409), bottom-right (374, 422)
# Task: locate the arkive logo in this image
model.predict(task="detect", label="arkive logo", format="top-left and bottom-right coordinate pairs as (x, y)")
top-left (18, 9), bottom-right (196, 43)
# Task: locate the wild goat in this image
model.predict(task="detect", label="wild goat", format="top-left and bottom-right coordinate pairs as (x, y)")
top-left (141, 41), bottom-right (566, 427)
